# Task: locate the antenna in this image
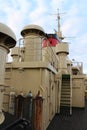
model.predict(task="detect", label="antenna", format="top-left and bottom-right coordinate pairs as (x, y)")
top-left (57, 9), bottom-right (62, 38)
top-left (63, 36), bottom-right (76, 39)
top-left (50, 8), bottom-right (66, 40)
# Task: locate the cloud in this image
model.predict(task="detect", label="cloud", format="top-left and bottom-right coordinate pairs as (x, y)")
top-left (29, 1), bottom-right (47, 24)
top-left (59, 2), bottom-right (87, 73)
top-left (0, 0), bottom-right (32, 38)
top-left (61, 4), bottom-right (82, 36)
top-left (69, 32), bottom-right (87, 73)
top-left (0, 0), bottom-right (87, 73)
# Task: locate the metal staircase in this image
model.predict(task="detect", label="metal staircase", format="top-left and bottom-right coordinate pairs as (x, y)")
top-left (60, 74), bottom-right (72, 115)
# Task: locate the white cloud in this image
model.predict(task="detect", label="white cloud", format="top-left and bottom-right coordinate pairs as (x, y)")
top-left (69, 32), bottom-right (87, 73)
top-left (0, 0), bottom-right (32, 38)
top-left (61, 4), bottom-right (82, 36)
top-left (0, 0), bottom-right (87, 73)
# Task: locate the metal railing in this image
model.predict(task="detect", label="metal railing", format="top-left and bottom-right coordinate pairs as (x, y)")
top-left (71, 61), bottom-right (83, 75)
top-left (68, 61), bottom-right (72, 115)
top-left (70, 64), bottom-right (72, 115)
top-left (16, 37), bottom-right (58, 71)
top-left (58, 76), bottom-right (62, 114)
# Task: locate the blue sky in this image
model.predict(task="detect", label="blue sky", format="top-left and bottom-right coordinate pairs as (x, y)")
top-left (0, 0), bottom-right (87, 73)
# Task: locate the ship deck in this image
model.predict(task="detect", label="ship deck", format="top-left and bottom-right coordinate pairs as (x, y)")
top-left (1, 100), bottom-right (87, 130)
top-left (47, 100), bottom-right (87, 130)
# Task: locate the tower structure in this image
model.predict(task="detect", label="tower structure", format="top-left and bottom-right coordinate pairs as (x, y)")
top-left (0, 23), bottom-right (16, 124)
top-left (54, 10), bottom-right (69, 74)
top-left (21, 24), bottom-right (45, 62)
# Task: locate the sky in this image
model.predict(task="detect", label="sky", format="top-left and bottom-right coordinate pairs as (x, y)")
top-left (0, 0), bottom-right (87, 73)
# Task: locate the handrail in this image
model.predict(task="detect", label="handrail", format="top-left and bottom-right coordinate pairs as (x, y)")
top-left (70, 75), bottom-right (72, 115)
top-left (16, 37), bottom-right (58, 71)
top-left (58, 76), bottom-right (62, 113)
top-left (70, 62), bottom-right (72, 115)
top-left (71, 61), bottom-right (83, 74)
top-left (3, 118), bottom-right (30, 130)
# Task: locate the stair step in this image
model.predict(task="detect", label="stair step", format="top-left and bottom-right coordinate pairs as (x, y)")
top-left (61, 88), bottom-right (70, 92)
top-left (62, 85), bottom-right (70, 88)
top-left (61, 99), bottom-right (70, 103)
top-left (62, 83), bottom-right (70, 86)
top-left (61, 93), bottom-right (70, 96)
top-left (61, 102), bottom-right (71, 106)
top-left (62, 84), bottom-right (70, 86)
top-left (60, 102), bottom-right (70, 107)
top-left (61, 92), bottom-right (70, 94)
top-left (62, 86), bottom-right (70, 89)
top-left (61, 97), bottom-right (70, 101)
top-left (62, 82), bottom-right (70, 84)
top-left (61, 95), bottom-right (70, 98)
top-left (62, 75), bottom-right (70, 79)
top-left (62, 81), bottom-right (70, 84)
top-left (60, 104), bottom-right (70, 107)
top-left (61, 100), bottom-right (70, 103)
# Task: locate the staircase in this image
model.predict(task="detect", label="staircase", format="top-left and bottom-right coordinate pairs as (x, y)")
top-left (60, 74), bottom-right (72, 115)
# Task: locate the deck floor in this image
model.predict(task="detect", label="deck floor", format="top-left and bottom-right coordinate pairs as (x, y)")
top-left (47, 100), bottom-right (87, 130)
top-left (1, 101), bottom-right (87, 130)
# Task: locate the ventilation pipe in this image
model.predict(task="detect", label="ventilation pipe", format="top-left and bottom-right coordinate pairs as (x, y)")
top-left (21, 24), bottom-right (45, 62)
top-left (0, 23), bottom-right (16, 124)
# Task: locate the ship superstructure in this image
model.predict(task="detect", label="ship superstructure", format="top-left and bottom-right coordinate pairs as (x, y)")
top-left (0, 12), bottom-right (86, 130)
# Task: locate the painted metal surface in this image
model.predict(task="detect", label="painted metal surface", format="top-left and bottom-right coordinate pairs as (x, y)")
top-left (33, 91), bottom-right (43, 130)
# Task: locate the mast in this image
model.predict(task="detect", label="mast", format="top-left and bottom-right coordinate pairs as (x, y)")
top-left (57, 9), bottom-right (63, 40)
top-left (54, 9), bottom-right (65, 40)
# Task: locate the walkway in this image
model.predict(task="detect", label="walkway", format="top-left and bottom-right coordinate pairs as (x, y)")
top-left (47, 100), bottom-right (87, 130)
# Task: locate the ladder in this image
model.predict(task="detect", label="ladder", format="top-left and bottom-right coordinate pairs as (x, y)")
top-left (60, 74), bottom-right (72, 115)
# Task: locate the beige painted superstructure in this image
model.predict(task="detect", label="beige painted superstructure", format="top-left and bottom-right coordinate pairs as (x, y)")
top-left (0, 23), bottom-right (85, 129)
